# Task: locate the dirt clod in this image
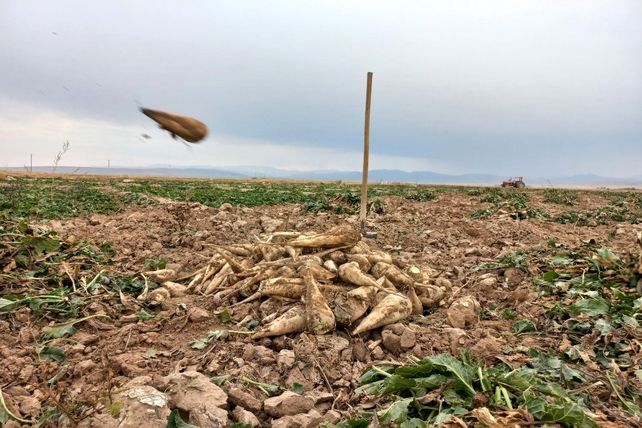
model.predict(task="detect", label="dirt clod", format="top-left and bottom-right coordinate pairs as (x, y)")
top-left (277, 349), bottom-right (296, 370)
top-left (232, 406), bottom-right (261, 427)
top-left (271, 409), bottom-right (324, 428)
top-left (503, 267), bottom-right (524, 286)
top-left (188, 307), bottom-right (210, 322)
top-left (447, 295), bottom-right (481, 329)
top-left (94, 378), bottom-right (171, 428)
top-left (73, 359), bottom-right (98, 375)
top-left (18, 395), bottom-right (41, 418)
top-left (264, 390), bottom-right (315, 417)
top-left (3, 183), bottom-right (641, 427)
top-left (228, 387), bottom-right (263, 413)
top-left (478, 275), bottom-right (498, 289)
top-left (381, 323), bottom-right (416, 354)
top-left (166, 370), bottom-right (228, 426)
top-left (470, 336), bottom-right (503, 360)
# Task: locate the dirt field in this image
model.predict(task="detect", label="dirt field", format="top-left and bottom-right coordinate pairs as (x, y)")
top-left (1, 175), bottom-right (641, 427)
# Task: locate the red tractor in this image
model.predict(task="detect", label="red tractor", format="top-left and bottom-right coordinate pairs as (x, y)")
top-left (502, 177), bottom-right (526, 188)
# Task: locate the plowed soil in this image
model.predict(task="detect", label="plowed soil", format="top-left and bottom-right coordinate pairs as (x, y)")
top-left (1, 186), bottom-right (641, 427)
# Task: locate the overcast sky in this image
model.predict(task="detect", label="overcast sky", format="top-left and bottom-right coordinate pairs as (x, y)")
top-left (1, 1), bottom-right (640, 177)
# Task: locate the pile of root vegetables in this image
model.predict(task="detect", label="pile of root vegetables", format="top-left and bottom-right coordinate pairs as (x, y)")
top-left (140, 225), bottom-right (450, 338)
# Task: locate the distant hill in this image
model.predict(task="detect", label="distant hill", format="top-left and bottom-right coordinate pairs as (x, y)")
top-left (1, 166), bottom-right (246, 179)
top-left (2, 165), bottom-right (640, 188)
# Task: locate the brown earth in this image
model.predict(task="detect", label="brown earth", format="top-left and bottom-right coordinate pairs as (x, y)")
top-left (1, 190), bottom-right (641, 427)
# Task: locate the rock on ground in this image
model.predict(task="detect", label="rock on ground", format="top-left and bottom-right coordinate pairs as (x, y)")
top-left (264, 391), bottom-right (315, 417)
top-left (188, 307), bottom-right (210, 322)
top-left (277, 349), bottom-right (296, 370)
top-left (261, 217), bottom-right (284, 233)
top-left (90, 377), bottom-right (171, 428)
top-left (228, 387), bottom-right (263, 413)
top-left (478, 274), bottom-right (498, 290)
top-left (471, 335), bottom-right (502, 359)
top-left (447, 295), bottom-right (481, 329)
top-left (503, 267), bottom-right (524, 286)
top-left (165, 370), bottom-right (228, 427)
top-left (381, 323), bottom-right (416, 354)
top-left (271, 409), bottom-right (323, 428)
top-left (18, 395), bottom-right (41, 418)
top-left (232, 407), bottom-right (261, 427)
top-left (271, 408), bottom-right (342, 428)
top-left (445, 327), bottom-right (468, 354)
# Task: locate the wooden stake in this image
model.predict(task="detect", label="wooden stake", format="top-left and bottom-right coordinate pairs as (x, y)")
top-left (360, 72), bottom-right (373, 231)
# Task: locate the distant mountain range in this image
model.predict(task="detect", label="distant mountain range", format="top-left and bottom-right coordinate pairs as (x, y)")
top-left (2, 165), bottom-right (641, 188)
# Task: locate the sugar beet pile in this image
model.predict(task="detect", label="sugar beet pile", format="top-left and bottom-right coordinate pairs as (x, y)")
top-left (139, 225), bottom-right (450, 337)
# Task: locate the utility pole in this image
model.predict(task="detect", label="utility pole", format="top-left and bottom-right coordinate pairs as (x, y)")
top-left (30, 154), bottom-right (33, 172)
top-left (359, 72), bottom-right (376, 238)
top-left (108, 160), bottom-right (110, 169)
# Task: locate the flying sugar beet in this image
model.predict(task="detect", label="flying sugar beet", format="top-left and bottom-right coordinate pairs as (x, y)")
top-left (140, 108), bottom-right (208, 143)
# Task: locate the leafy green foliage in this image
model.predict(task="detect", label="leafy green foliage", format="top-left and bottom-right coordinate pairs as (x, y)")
top-left (245, 319), bottom-right (260, 330)
top-left (241, 376), bottom-right (282, 396)
top-left (502, 308), bottom-right (518, 320)
top-left (166, 409), bottom-right (198, 428)
top-left (123, 179), bottom-right (442, 210)
top-left (41, 322), bottom-right (78, 340)
top-left (379, 398), bottom-right (413, 425)
top-left (38, 346), bottom-right (66, 363)
top-left (137, 308), bottom-right (154, 321)
top-left (144, 258), bottom-right (167, 270)
top-left (211, 375), bottom-right (231, 386)
top-left (303, 187), bottom-right (431, 214)
top-left (304, 199), bottom-right (332, 213)
top-left (513, 319), bottom-right (537, 334)
top-left (426, 354), bottom-right (476, 394)
top-left (481, 189), bottom-right (505, 204)
top-left (555, 210), bottom-right (582, 225)
top-left (405, 189), bottom-right (437, 202)
top-left (464, 188), bottom-right (483, 196)
top-left (533, 245), bottom-right (642, 416)
top-left (289, 383), bottom-right (305, 394)
top-left (0, 177), bottom-right (154, 220)
top-left (353, 353), bottom-right (599, 427)
top-left (189, 330), bottom-right (227, 349)
top-left (519, 207), bottom-right (550, 220)
top-left (41, 315), bottom-right (105, 339)
top-left (543, 189), bottom-right (579, 206)
top-left (471, 189), bottom-right (549, 221)
top-left (536, 247), bottom-right (641, 338)
top-left (102, 274), bottom-right (158, 294)
top-left (22, 235), bottom-right (61, 255)
top-left (0, 289), bottom-right (88, 319)
top-left (469, 207), bottom-right (494, 219)
top-left (477, 251), bottom-right (527, 270)
top-left (0, 215), bottom-right (124, 320)
top-left (218, 309), bottom-right (232, 323)
top-left (556, 204), bottom-right (642, 226)
top-left (569, 297), bottom-right (610, 317)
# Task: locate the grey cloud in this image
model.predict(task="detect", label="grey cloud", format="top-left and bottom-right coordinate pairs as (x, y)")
top-left (0, 0), bottom-right (640, 176)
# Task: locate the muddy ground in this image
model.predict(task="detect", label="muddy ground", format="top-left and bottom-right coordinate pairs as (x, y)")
top-left (1, 188), bottom-right (641, 427)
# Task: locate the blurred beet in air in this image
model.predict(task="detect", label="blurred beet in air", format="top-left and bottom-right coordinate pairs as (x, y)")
top-left (140, 108), bottom-right (208, 143)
